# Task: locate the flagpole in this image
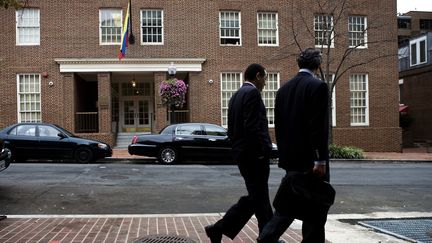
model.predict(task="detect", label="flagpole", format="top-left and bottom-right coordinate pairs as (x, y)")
top-left (128, 0), bottom-right (135, 44)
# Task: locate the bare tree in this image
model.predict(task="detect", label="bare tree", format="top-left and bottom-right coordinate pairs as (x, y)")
top-left (0, 0), bottom-right (22, 9)
top-left (273, 0), bottom-right (397, 143)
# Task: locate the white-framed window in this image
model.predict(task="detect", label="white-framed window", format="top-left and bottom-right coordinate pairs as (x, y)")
top-left (257, 12), bottom-right (279, 46)
top-left (350, 74), bottom-right (369, 126)
top-left (314, 14), bottom-right (334, 48)
top-left (262, 72), bottom-right (279, 126)
top-left (16, 8), bottom-right (40, 45)
top-left (220, 72), bottom-right (242, 126)
top-left (410, 36), bottom-right (427, 66)
top-left (349, 16), bottom-right (367, 48)
top-left (323, 74), bottom-right (336, 127)
top-left (219, 11), bottom-right (241, 46)
top-left (141, 9), bottom-right (163, 45)
top-left (99, 9), bottom-right (122, 45)
top-left (17, 74), bottom-right (41, 123)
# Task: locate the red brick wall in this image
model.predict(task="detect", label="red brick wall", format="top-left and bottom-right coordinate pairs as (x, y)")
top-left (0, 0), bottom-right (401, 151)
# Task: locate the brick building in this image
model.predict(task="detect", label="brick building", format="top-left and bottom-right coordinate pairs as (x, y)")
top-left (0, 0), bottom-right (401, 151)
top-left (398, 11), bottom-right (432, 45)
top-left (397, 11), bottom-right (432, 147)
top-left (398, 32), bottom-right (432, 147)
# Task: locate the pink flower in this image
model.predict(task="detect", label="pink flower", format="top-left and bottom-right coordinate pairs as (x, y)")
top-left (159, 78), bottom-right (187, 107)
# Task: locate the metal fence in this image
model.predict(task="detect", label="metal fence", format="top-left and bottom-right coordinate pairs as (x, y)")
top-left (169, 110), bottom-right (189, 124)
top-left (75, 112), bottom-right (98, 133)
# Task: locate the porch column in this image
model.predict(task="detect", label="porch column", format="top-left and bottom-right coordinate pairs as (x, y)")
top-left (97, 73), bottom-right (112, 134)
top-left (62, 73), bottom-right (76, 132)
top-left (154, 72), bottom-right (168, 132)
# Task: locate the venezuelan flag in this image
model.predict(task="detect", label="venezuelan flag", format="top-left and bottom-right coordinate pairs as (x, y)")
top-left (118, 1), bottom-right (131, 59)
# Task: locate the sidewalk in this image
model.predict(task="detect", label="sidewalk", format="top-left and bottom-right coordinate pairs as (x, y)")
top-left (363, 147), bottom-right (432, 161)
top-left (2, 212), bottom-right (425, 243)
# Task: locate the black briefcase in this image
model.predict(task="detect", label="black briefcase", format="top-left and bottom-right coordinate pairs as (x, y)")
top-left (273, 172), bottom-right (336, 222)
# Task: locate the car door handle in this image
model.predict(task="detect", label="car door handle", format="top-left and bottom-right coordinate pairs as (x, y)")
top-left (208, 138), bottom-right (216, 141)
top-left (175, 137), bottom-right (184, 141)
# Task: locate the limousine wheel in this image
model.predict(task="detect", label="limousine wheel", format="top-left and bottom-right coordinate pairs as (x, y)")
top-left (158, 147), bottom-right (178, 164)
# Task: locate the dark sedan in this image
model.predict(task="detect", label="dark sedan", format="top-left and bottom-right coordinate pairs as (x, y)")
top-left (128, 123), bottom-right (278, 164)
top-left (0, 123), bottom-right (112, 163)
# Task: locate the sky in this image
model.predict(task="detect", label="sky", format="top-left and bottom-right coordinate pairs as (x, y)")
top-left (397, 0), bottom-right (432, 13)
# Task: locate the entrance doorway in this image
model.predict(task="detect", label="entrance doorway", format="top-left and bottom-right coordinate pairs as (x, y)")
top-left (121, 98), bottom-right (151, 132)
top-left (115, 78), bottom-right (153, 133)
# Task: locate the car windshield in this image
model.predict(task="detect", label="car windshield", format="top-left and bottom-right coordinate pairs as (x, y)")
top-left (53, 124), bottom-right (75, 137)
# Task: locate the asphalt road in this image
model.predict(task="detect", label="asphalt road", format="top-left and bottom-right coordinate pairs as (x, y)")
top-left (0, 161), bottom-right (431, 215)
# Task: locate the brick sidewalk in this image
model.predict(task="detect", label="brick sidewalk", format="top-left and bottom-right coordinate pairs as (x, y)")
top-left (0, 214), bottom-right (304, 243)
top-left (363, 147), bottom-right (432, 161)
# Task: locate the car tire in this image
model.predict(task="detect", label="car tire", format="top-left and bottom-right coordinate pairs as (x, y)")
top-left (3, 147), bottom-right (14, 163)
top-left (2, 147), bottom-right (13, 163)
top-left (158, 147), bottom-right (178, 164)
top-left (74, 147), bottom-right (93, 163)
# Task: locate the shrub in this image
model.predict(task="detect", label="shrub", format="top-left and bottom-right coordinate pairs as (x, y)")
top-left (329, 144), bottom-right (364, 159)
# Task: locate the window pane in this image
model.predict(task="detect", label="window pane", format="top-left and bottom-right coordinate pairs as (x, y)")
top-left (420, 40), bottom-right (426, 63)
top-left (141, 10), bottom-right (163, 44)
top-left (257, 12), bottom-right (278, 45)
top-left (100, 9), bottom-right (122, 44)
top-left (204, 125), bottom-right (226, 136)
top-left (262, 73), bottom-right (279, 126)
top-left (18, 74), bottom-right (41, 122)
top-left (411, 42), bottom-right (417, 65)
top-left (350, 74), bottom-right (368, 125)
top-left (16, 9), bottom-right (40, 45)
top-left (220, 72), bottom-right (242, 126)
top-left (176, 124), bottom-right (202, 135)
top-left (314, 15), bottom-right (333, 47)
top-left (220, 11), bottom-right (241, 45)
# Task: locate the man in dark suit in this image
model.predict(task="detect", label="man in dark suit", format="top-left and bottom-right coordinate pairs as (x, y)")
top-left (205, 63), bottom-right (273, 243)
top-left (258, 48), bottom-right (330, 243)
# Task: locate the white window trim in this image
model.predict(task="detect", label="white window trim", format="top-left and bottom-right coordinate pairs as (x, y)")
top-left (257, 12), bottom-right (279, 47)
top-left (219, 11), bottom-right (242, 46)
top-left (99, 9), bottom-right (123, 46)
top-left (314, 14), bottom-right (334, 48)
top-left (332, 85), bottom-right (336, 127)
top-left (410, 36), bottom-right (428, 67)
top-left (348, 16), bottom-right (368, 49)
top-left (15, 8), bottom-right (40, 46)
top-left (220, 72), bottom-right (243, 128)
top-left (326, 75), bottom-right (336, 127)
top-left (262, 72), bottom-right (280, 128)
top-left (140, 9), bottom-right (164, 45)
top-left (16, 73), bottom-right (42, 123)
top-left (350, 74), bottom-right (369, 126)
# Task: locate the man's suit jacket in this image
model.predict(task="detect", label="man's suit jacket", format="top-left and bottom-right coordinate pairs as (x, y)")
top-left (275, 72), bottom-right (329, 172)
top-left (228, 83), bottom-right (272, 162)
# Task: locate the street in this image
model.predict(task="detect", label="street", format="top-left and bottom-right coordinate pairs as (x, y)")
top-left (0, 161), bottom-right (431, 215)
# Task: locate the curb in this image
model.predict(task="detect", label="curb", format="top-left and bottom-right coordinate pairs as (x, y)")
top-left (101, 157), bottom-right (432, 163)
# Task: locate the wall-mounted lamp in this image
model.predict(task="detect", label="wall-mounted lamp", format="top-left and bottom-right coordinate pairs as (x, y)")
top-left (131, 75), bottom-right (137, 88)
top-left (48, 81), bottom-right (54, 86)
top-left (168, 62), bottom-right (177, 77)
top-left (208, 79), bottom-right (214, 84)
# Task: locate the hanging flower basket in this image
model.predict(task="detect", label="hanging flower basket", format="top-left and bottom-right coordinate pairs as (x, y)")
top-left (159, 78), bottom-right (187, 108)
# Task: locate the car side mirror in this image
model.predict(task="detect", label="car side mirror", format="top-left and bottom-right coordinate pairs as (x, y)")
top-left (58, 133), bottom-right (66, 139)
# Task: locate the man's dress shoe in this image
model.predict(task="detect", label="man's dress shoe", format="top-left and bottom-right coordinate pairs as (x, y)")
top-left (204, 224), bottom-right (222, 243)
